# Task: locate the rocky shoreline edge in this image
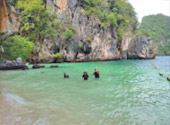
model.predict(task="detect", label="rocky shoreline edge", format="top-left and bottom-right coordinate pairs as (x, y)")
top-left (0, 56), bottom-right (156, 70)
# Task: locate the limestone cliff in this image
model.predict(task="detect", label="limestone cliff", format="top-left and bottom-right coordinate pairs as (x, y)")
top-left (31, 0), bottom-right (121, 63)
top-left (0, 0), bottom-right (156, 63)
top-left (0, 0), bottom-right (19, 33)
top-left (127, 36), bottom-right (156, 59)
top-left (34, 0), bottom-right (154, 63)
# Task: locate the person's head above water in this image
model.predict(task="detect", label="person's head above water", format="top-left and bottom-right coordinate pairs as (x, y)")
top-left (82, 71), bottom-right (89, 80)
top-left (83, 71), bottom-right (87, 75)
top-left (64, 72), bottom-right (69, 78)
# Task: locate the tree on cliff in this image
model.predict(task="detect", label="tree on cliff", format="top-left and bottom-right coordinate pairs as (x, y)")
top-left (17, 0), bottom-right (59, 43)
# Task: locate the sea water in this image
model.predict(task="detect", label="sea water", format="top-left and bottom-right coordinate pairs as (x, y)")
top-left (0, 56), bottom-right (170, 125)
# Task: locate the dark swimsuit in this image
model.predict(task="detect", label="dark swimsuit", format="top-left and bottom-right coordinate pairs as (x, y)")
top-left (94, 72), bottom-right (99, 78)
top-left (82, 74), bottom-right (89, 80)
top-left (64, 75), bottom-right (69, 78)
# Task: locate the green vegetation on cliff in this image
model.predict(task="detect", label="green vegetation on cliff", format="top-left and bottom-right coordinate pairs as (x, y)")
top-left (17, 0), bottom-right (58, 43)
top-left (78, 0), bottom-right (138, 42)
top-left (1, 0), bottom-right (76, 60)
top-left (2, 35), bottom-right (34, 60)
top-left (141, 14), bottom-right (170, 55)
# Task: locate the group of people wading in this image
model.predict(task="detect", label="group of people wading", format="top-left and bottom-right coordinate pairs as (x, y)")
top-left (64, 69), bottom-right (100, 80)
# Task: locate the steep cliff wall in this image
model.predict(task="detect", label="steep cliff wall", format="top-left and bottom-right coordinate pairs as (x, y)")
top-left (1, 0), bottom-right (156, 63)
top-left (0, 0), bottom-right (19, 33)
top-left (0, 0), bottom-right (8, 32)
top-left (56, 0), bottom-right (68, 11)
top-left (34, 0), bottom-right (120, 63)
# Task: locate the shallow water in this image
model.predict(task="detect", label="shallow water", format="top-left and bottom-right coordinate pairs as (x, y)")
top-left (0, 56), bottom-right (170, 125)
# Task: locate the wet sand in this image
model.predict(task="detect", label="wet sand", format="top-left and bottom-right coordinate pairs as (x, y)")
top-left (0, 84), bottom-right (46, 125)
top-left (0, 84), bottom-right (22, 125)
top-left (0, 84), bottom-right (4, 93)
top-left (0, 84), bottom-right (11, 125)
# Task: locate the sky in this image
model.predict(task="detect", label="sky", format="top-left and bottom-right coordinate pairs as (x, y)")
top-left (128, 0), bottom-right (170, 22)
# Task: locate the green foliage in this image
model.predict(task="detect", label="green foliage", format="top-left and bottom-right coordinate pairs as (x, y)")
top-left (141, 14), bottom-right (170, 55)
top-left (17, 0), bottom-right (58, 43)
top-left (2, 35), bottom-right (34, 60)
top-left (78, 0), bottom-right (138, 42)
top-left (78, 43), bottom-right (83, 48)
top-left (53, 53), bottom-right (61, 58)
top-left (134, 29), bottom-right (151, 37)
top-left (0, 54), bottom-right (2, 61)
top-left (86, 37), bottom-right (92, 43)
top-left (63, 25), bottom-right (76, 40)
top-left (158, 41), bottom-right (170, 55)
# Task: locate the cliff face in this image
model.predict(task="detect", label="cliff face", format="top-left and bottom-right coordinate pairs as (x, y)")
top-left (0, 0), bottom-right (8, 32)
top-left (0, 0), bottom-right (19, 33)
top-left (127, 36), bottom-right (156, 59)
top-left (1, 0), bottom-right (156, 63)
top-left (31, 0), bottom-right (120, 63)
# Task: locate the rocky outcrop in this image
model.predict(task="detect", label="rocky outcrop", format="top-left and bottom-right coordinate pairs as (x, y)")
top-left (0, 58), bottom-right (28, 70)
top-left (127, 36), bottom-right (156, 59)
top-left (30, 39), bottom-right (55, 63)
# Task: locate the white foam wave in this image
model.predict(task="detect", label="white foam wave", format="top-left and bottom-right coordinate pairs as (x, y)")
top-left (2, 88), bottom-right (28, 107)
top-left (33, 118), bottom-right (46, 125)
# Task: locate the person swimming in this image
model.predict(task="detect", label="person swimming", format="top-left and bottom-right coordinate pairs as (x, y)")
top-left (64, 72), bottom-right (69, 78)
top-left (93, 69), bottom-right (100, 78)
top-left (82, 71), bottom-right (89, 80)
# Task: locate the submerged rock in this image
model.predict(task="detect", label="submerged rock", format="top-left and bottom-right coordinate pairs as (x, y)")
top-left (50, 65), bottom-right (59, 68)
top-left (32, 64), bottom-right (45, 69)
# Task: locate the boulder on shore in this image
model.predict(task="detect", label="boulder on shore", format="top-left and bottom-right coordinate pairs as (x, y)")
top-left (0, 58), bottom-right (28, 70)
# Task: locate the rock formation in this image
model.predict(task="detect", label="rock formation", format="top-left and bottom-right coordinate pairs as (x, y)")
top-left (0, 0), bottom-right (156, 63)
top-left (35, 0), bottom-right (121, 63)
top-left (127, 36), bottom-right (156, 59)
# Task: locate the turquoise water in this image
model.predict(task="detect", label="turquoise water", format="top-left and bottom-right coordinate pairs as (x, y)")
top-left (0, 56), bottom-right (170, 125)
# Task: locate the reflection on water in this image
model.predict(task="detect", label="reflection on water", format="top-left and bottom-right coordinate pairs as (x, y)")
top-left (0, 56), bottom-right (170, 125)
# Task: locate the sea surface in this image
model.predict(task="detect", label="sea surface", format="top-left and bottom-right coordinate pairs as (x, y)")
top-left (0, 56), bottom-right (170, 125)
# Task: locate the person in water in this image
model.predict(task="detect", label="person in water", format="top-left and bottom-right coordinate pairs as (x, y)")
top-left (93, 69), bottom-right (100, 78)
top-left (64, 72), bottom-right (69, 78)
top-left (82, 71), bottom-right (89, 80)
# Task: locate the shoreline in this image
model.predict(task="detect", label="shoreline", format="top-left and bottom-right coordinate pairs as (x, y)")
top-left (29, 56), bottom-right (158, 64)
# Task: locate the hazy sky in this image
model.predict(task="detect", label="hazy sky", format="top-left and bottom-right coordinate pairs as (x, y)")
top-left (128, 0), bottom-right (170, 22)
